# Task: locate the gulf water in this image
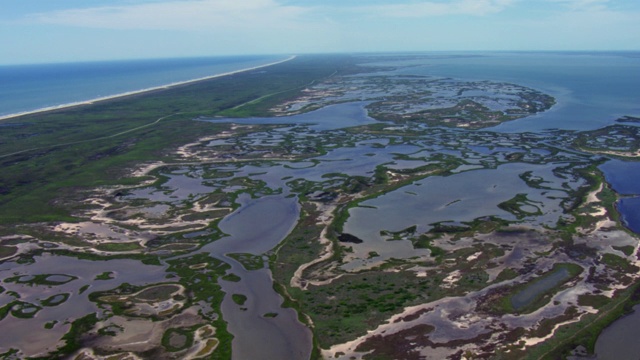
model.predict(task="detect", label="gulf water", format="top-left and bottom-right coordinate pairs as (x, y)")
top-left (0, 55), bottom-right (284, 117)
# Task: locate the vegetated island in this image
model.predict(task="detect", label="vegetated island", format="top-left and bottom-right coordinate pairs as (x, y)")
top-left (0, 54), bottom-right (638, 360)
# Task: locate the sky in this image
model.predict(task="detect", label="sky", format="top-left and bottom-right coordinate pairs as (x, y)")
top-left (2, 0), bottom-right (640, 64)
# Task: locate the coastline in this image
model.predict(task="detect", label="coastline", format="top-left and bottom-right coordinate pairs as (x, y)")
top-left (0, 55), bottom-right (296, 122)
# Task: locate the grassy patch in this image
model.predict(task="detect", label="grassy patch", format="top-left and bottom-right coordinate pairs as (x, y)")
top-left (221, 273), bottom-right (241, 282)
top-left (578, 294), bottom-right (611, 309)
top-left (601, 253), bottom-right (639, 273)
top-left (94, 271), bottom-right (114, 280)
top-left (44, 320), bottom-right (58, 330)
top-left (5, 273), bottom-right (77, 286)
top-left (411, 235), bottom-right (445, 259)
top-left (95, 241), bottom-right (143, 252)
top-left (231, 294), bottom-right (248, 306)
top-left (482, 263), bottom-right (583, 315)
top-left (497, 193), bottom-right (542, 219)
top-left (613, 245), bottom-right (635, 256)
top-left (135, 284), bottom-right (181, 302)
top-left (41, 293), bottom-right (70, 307)
top-left (45, 313), bottom-right (99, 357)
top-left (0, 245), bottom-right (17, 258)
top-left (292, 266), bottom-right (488, 347)
top-left (494, 268), bottom-right (519, 283)
top-left (166, 253), bottom-right (233, 358)
top-left (162, 327), bottom-right (194, 352)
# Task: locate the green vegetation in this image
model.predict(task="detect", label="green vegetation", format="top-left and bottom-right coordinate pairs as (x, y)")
top-left (498, 193), bottom-right (543, 219)
top-left (48, 249), bottom-right (161, 266)
top-left (574, 124), bottom-right (640, 156)
top-left (411, 235), bottom-right (446, 259)
top-left (162, 327), bottom-right (194, 352)
top-left (578, 294), bottom-right (611, 309)
top-left (94, 271), bottom-right (114, 280)
top-left (40, 293), bottom-right (70, 307)
top-left (227, 253), bottom-right (264, 271)
top-left (0, 55), bottom-right (355, 224)
top-left (95, 242), bottom-right (143, 252)
top-left (47, 313), bottom-right (99, 357)
top-left (44, 320), bottom-right (58, 330)
top-left (503, 281), bottom-right (640, 359)
top-left (613, 245), bottom-right (635, 256)
top-left (135, 284), bottom-right (181, 302)
top-left (601, 253), bottom-right (639, 273)
top-left (284, 245), bottom-right (502, 348)
top-left (494, 268), bottom-right (519, 283)
top-left (0, 301), bottom-right (40, 319)
top-left (221, 273), bottom-right (241, 282)
top-left (482, 263), bottom-right (583, 315)
top-left (0, 245), bottom-right (17, 259)
top-left (231, 294), bottom-right (248, 306)
top-left (166, 253), bottom-right (233, 358)
top-left (271, 202), bottom-right (326, 285)
top-left (4, 274), bottom-right (77, 286)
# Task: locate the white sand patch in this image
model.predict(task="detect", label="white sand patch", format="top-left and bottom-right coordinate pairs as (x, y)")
top-left (466, 251), bottom-right (482, 262)
top-left (585, 183), bottom-right (603, 204)
top-left (441, 270), bottom-right (462, 289)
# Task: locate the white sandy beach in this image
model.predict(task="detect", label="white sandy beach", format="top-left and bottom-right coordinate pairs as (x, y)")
top-left (0, 55), bottom-right (296, 122)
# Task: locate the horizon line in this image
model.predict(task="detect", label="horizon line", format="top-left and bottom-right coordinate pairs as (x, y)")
top-left (2, 49), bottom-right (640, 66)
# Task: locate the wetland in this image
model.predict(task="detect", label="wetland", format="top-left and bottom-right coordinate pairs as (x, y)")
top-left (1, 52), bottom-right (640, 359)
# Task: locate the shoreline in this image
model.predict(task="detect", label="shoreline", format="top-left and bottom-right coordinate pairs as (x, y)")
top-left (0, 55), bottom-right (297, 122)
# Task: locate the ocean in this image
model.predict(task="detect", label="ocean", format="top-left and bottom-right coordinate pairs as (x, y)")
top-left (0, 55), bottom-right (285, 118)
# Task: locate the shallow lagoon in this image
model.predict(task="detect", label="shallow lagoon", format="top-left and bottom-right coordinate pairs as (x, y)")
top-left (0, 255), bottom-right (167, 356)
top-left (342, 162), bottom-right (571, 269)
top-left (202, 101), bottom-right (380, 131)
top-left (510, 267), bottom-right (570, 310)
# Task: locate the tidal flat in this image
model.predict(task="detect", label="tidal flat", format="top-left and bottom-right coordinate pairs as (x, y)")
top-left (1, 53), bottom-right (640, 359)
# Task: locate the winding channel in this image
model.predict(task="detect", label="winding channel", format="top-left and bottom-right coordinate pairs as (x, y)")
top-left (199, 194), bottom-right (312, 359)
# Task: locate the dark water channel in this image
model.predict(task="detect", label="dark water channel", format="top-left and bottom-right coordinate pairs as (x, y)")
top-left (199, 194), bottom-right (312, 360)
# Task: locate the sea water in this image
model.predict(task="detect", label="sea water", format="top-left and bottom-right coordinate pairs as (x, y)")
top-left (0, 55), bottom-right (284, 117)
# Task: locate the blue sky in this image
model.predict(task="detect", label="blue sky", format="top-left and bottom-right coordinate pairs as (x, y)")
top-left (2, 0), bottom-right (639, 64)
